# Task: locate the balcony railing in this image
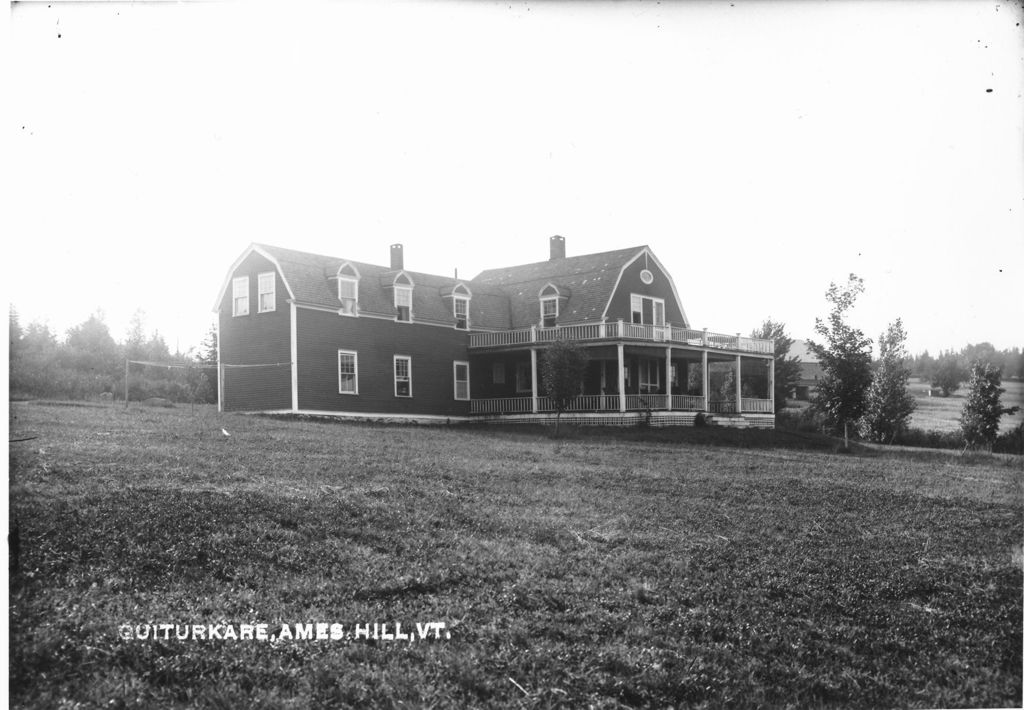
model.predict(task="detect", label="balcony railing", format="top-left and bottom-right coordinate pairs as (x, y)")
top-left (469, 321), bottom-right (773, 354)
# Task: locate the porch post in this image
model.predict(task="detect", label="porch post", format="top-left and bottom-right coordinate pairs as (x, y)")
top-left (769, 356), bottom-right (775, 412)
top-left (735, 354), bottom-right (742, 413)
top-left (702, 350), bottom-right (709, 411)
top-left (617, 343), bottom-right (626, 413)
top-left (665, 346), bottom-right (672, 411)
top-left (530, 347), bottom-right (538, 414)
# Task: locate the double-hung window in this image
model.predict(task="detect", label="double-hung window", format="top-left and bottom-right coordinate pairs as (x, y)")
top-left (394, 356), bottom-right (412, 397)
top-left (454, 361), bottom-right (470, 400)
top-left (395, 287), bottom-right (413, 322)
top-left (258, 272), bottom-right (276, 313)
top-left (338, 277), bottom-right (358, 315)
top-left (232, 276), bottom-right (249, 316)
top-left (539, 284), bottom-right (559, 327)
top-left (454, 296), bottom-right (469, 330)
top-left (541, 297), bottom-right (558, 328)
top-left (338, 350), bottom-right (358, 394)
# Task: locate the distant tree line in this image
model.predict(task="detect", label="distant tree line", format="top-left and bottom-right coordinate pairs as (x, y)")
top-left (909, 345), bottom-right (1023, 396)
top-left (9, 307), bottom-right (218, 404)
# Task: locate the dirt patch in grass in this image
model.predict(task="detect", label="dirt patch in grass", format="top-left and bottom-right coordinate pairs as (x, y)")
top-left (9, 402), bottom-right (1023, 708)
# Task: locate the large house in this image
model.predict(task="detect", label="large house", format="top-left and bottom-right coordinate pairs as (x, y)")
top-left (213, 237), bottom-right (776, 427)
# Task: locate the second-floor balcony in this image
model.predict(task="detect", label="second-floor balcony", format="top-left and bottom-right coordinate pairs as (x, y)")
top-left (468, 321), bottom-right (774, 355)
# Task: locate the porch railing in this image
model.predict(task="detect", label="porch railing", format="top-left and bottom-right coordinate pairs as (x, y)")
top-left (470, 397), bottom-right (534, 414)
top-left (538, 395), bottom-right (621, 412)
top-left (469, 321), bottom-right (773, 354)
top-left (741, 398), bottom-right (774, 413)
top-left (671, 395), bottom-right (706, 411)
top-left (470, 395), bottom-right (771, 415)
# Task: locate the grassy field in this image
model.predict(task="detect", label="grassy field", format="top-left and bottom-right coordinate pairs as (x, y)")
top-left (907, 378), bottom-right (1024, 434)
top-left (8, 401), bottom-right (1023, 709)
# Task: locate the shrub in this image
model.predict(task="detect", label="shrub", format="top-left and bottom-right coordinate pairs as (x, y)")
top-left (994, 423), bottom-right (1024, 456)
top-left (897, 428), bottom-right (966, 451)
top-left (961, 361), bottom-right (1021, 450)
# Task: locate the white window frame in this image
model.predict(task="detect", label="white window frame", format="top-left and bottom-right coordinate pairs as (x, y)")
top-left (338, 350), bottom-right (358, 394)
top-left (453, 361), bottom-right (470, 400)
top-left (394, 355), bottom-right (412, 397)
top-left (257, 272), bottom-right (276, 313)
top-left (338, 276), bottom-right (359, 315)
top-left (540, 297), bottom-right (558, 327)
top-left (630, 294), bottom-right (666, 326)
top-left (639, 359), bottom-right (661, 394)
top-left (232, 276), bottom-right (249, 317)
top-left (515, 362), bottom-right (532, 393)
top-left (454, 296), bottom-right (469, 330)
top-left (395, 286), bottom-right (413, 322)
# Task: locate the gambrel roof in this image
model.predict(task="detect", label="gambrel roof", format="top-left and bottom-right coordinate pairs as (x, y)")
top-left (471, 244), bottom-right (688, 327)
top-left (232, 244), bottom-right (513, 328)
top-left (474, 246), bottom-right (660, 328)
top-left (216, 241), bottom-right (683, 330)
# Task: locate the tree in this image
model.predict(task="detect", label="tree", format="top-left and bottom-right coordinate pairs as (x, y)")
top-left (61, 312), bottom-right (121, 397)
top-left (859, 319), bottom-right (915, 443)
top-left (539, 338), bottom-right (588, 436)
top-left (13, 321), bottom-right (61, 396)
top-left (961, 342), bottom-right (998, 368)
top-left (750, 319), bottom-right (801, 412)
top-left (197, 321), bottom-right (219, 404)
top-left (124, 309), bottom-right (148, 362)
top-left (913, 350), bottom-right (935, 381)
top-left (10, 306), bottom-right (22, 358)
top-left (807, 274), bottom-right (873, 449)
top-left (960, 361), bottom-right (1021, 450)
top-left (932, 351), bottom-right (966, 396)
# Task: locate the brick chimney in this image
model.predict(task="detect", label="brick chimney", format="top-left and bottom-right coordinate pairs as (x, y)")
top-left (549, 235), bottom-right (565, 260)
top-left (390, 243), bottom-right (404, 270)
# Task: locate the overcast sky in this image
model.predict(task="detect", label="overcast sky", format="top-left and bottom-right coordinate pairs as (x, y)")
top-left (7, 1), bottom-right (1023, 357)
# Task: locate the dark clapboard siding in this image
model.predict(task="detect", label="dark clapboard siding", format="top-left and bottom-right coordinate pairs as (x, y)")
top-left (218, 251), bottom-right (291, 412)
top-left (296, 307), bottom-right (472, 417)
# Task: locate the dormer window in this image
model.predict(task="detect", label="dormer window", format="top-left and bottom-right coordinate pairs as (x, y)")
top-left (539, 284), bottom-right (559, 327)
top-left (451, 283), bottom-right (471, 330)
top-left (337, 263), bottom-right (360, 316)
top-left (541, 298), bottom-right (558, 327)
top-left (393, 273), bottom-right (414, 322)
top-left (454, 297), bottom-right (469, 330)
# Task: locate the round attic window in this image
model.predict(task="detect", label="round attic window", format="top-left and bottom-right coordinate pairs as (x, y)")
top-left (640, 269), bottom-right (654, 285)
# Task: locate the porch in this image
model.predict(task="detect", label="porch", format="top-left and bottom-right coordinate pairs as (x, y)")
top-left (468, 336), bottom-right (775, 420)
